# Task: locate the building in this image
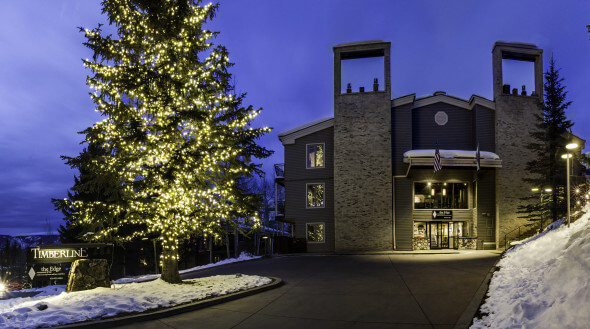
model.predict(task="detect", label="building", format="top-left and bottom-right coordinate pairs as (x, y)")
top-left (275, 40), bottom-right (580, 252)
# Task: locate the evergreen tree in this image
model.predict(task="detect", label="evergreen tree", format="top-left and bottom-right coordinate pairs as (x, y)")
top-left (58, 0), bottom-right (271, 283)
top-left (520, 56), bottom-right (573, 222)
top-left (53, 143), bottom-right (122, 243)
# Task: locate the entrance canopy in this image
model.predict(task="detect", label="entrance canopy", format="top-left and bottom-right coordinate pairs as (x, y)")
top-left (403, 149), bottom-right (502, 168)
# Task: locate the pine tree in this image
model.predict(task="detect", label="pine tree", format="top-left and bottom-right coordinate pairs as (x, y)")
top-left (58, 0), bottom-right (271, 283)
top-left (520, 56), bottom-right (573, 223)
top-left (53, 143), bottom-right (123, 243)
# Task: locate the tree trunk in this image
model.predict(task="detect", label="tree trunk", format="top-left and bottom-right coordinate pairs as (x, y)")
top-left (234, 229), bottom-right (239, 258)
top-left (160, 240), bottom-right (181, 283)
top-left (225, 234), bottom-right (230, 259)
top-left (209, 237), bottom-right (213, 264)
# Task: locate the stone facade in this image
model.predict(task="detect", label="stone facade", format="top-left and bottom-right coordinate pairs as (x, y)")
top-left (333, 42), bottom-right (393, 251)
top-left (492, 42), bottom-right (543, 248)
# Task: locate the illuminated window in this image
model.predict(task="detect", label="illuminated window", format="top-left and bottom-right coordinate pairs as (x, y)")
top-left (414, 182), bottom-right (468, 209)
top-left (413, 222), bottom-right (427, 238)
top-left (307, 143), bottom-right (325, 168)
top-left (306, 183), bottom-right (325, 208)
top-left (306, 222), bottom-right (325, 243)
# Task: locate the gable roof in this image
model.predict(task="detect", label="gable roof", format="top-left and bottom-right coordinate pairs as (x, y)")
top-left (392, 92), bottom-right (495, 111)
top-left (278, 117), bottom-right (334, 145)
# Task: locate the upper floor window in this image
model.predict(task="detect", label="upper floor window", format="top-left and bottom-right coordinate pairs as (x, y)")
top-left (414, 182), bottom-right (468, 209)
top-left (307, 183), bottom-right (325, 208)
top-left (307, 143), bottom-right (325, 169)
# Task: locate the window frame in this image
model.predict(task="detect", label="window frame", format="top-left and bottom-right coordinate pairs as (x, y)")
top-left (412, 181), bottom-right (470, 210)
top-left (306, 222), bottom-right (326, 243)
top-left (306, 182), bottom-right (326, 209)
top-left (306, 143), bottom-right (326, 169)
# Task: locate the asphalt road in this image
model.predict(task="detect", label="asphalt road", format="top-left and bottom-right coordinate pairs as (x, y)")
top-left (110, 251), bottom-right (501, 329)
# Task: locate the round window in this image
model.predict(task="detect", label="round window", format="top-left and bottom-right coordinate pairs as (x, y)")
top-left (435, 111), bottom-right (448, 126)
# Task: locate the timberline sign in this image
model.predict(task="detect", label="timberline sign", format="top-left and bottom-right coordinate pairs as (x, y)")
top-left (26, 243), bottom-right (113, 287)
top-left (30, 248), bottom-right (89, 263)
top-left (27, 244), bottom-right (112, 264)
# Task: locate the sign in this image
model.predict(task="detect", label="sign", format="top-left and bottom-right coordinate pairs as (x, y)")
top-left (27, 244), bottom-right (113, 264)
top-left (432, 210), bottom-right (453, 220)
top-left (26, 244), bottom-right (113, 287)
top-left (28, 264), bottom-right (68, 283)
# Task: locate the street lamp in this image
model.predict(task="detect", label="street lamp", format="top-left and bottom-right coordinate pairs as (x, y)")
top-left (562, 141), bottom-right (578, 227)
top-left (531, 187), bottom-right (552, 232)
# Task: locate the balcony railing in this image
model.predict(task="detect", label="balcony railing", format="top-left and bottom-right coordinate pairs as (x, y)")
top-left (274, 163), bottom-right (285, 178)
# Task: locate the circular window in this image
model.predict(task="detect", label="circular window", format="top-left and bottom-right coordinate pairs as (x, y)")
top-left (435, 111), bottom-right (448, 126)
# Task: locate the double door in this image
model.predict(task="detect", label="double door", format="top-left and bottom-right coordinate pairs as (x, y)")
top-left (430, 222), bottom-right (461, 249)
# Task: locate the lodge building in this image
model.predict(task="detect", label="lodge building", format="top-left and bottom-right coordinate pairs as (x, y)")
top-left (274, 40), bottom-right (572, 251)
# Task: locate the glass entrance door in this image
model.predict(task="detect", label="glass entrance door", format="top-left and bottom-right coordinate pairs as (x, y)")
top-left (429, 222), bottom-right (457, 249)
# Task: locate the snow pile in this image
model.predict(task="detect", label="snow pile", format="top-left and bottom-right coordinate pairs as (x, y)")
top-left (472, 206), bottom-right (590, 328)
top-left (115, 251), bottom-right (261, 283)
top-left (0, 274), bottom-right (271, 329)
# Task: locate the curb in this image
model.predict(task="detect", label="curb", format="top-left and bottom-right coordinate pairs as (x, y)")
top-left (52, 276), bottom-right (283, 329)
top-left (452, 256), bottom-right (502, 329)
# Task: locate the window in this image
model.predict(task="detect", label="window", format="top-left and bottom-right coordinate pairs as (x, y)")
top-left (413, 222), bottom-right (427, 238)
top-left (307, 143), bottom-right (325, 168)
top-left (414, 182), bottom-right (468, 209)
top-left (306, 183), bottom-right (325, 208)
top-left (307, 222), bottom-right (325, 243)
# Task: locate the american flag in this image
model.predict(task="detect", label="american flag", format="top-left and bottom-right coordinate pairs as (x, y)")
top-left (434, 144), bottom-right (442, 173)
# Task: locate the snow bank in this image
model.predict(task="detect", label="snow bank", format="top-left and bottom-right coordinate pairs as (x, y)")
top-left (471, 205), bottom-right (590, 328)
top-left (115, 251), bottom-right (261, 284)
top-left (0, 274), bottom-right (271, 329)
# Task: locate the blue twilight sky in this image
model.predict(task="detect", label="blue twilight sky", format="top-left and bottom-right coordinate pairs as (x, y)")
top-left (1, 1), bottom-right (589, 236)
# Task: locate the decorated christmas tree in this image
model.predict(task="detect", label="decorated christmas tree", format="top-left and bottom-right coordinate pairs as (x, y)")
top-left (58, 0), bottom-right (271, 283)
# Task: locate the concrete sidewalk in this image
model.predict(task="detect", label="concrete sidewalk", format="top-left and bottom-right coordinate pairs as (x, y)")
top-left (102, 251), bottom-right (501, 329)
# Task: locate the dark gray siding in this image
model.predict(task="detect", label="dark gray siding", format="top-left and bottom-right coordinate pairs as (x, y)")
top-left (284, 127), bottom-right (335, 252)
top-left (412, 103), bottom-right (473, 150)
top-left (472, 104), bottom-right (495, 152)
top-left (476, 169), bottom-right (496, 244)
top-left (392, 103), bottom-right (413, 176)
top-left (284, 127), bottom-right (334, 182)
top-left (394, 178), bottom-right (413, 250)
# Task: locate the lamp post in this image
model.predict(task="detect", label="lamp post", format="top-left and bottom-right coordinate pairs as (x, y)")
top-left (531, 187), bottom-right (552, 232)
top-left (562, 141), bottom-right (579, 227)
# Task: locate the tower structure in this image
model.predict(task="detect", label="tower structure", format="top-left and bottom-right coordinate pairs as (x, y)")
top-left (333, 41), bottom-right (393, 250)
top-left (492, 41), bottom-right (543, 246)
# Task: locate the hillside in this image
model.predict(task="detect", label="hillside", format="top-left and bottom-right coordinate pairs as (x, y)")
top-left (0, 235), bottom-right (60, 249)
top-left (471, 205), bottom-right (590, 328)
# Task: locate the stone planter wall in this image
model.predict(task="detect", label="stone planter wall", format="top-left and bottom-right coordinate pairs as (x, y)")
top-left (457, 237), bottom-right (477, 250)
top-left (412, 237), bottom-right (430, 250)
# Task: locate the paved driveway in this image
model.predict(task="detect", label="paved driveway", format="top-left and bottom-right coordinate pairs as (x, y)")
top-left (113, 251), bottom-right (500, 329)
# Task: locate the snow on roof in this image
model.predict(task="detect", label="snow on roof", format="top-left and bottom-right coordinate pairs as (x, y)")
top-left (403, 149), bottom-right (500, 160)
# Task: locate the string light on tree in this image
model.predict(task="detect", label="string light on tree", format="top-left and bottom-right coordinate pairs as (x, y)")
top-left (55, 0), bottom-right (271, 283)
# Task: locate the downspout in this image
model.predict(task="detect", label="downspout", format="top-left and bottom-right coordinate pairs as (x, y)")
top-left (392, 159), bottom-right (412, 250)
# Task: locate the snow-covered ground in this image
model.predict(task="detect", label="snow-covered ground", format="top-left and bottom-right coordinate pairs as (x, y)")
top-left (0, 253), bottom-right (269, 329)
top-left (471, 205), bottom-right (590, 328)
